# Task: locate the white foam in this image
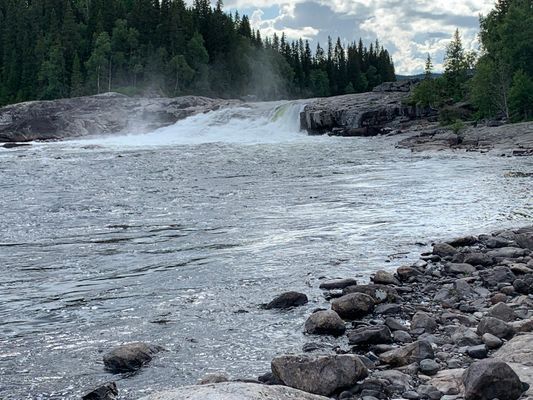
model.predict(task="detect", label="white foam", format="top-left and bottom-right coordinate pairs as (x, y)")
top-left (72, 101), bottom-right (313, 147)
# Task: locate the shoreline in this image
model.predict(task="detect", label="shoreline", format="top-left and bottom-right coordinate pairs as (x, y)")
top-left (85, 225), bottom-right (533, 400)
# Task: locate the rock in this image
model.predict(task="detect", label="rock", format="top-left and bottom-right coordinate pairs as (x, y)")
top-left (451, 328), bottom-right (482, 347)
top-left (487, 247), bottom-right (528, 260)
top-left (265, 292), bottom-right (308, 309)
top-left (481, 333), bottom-right (502, 349)
top-left (372, 270), bottom-right (400, 285)
top-left (103, 342), bottom-right (163, 373)
top-left (513, 273), bottom-right (533, 294)
top-left (198, 373), bottom-right (230, 385)
top-left (466, 345), bottom-right (488, 359)
top-left (372, 369), bottom-right (414, 392)
top-left (319, 278), bottom-right (358, 290)
top-left (429, 369), bottom-right (465, 396)
top-left (420, 359), bottom-right (441, 376)
top-left (82, 382), bottom-right (118, 400)
top-left (403, 391), bottom-right (420, 399)
top-left (447, 236), bottom-right (478, 247)
top-left (480, 266), bottom-right (516, 288)
top-left (445, 263), bottom-right (476, 275)
top-left (487, 302), bottom-right (516, 322)
top-left (348, 325), bottom-right (393, 345)
top-left (374, 303), bottom-right (402, 315)
top-left (379, 340), bottom-right (434, 366)
top-left (304, 310), bottom-right (346, 336)
top-left (397, 266), bottom-right (422, 281)
top-left (271, 354), bottom-right (368, 396)
top-left (393, 330), bottom-right (413, 343)
top-left (462, 359), bottom-right (525, 400)
top-left (342, 284), bottom-right (398, 303)
top-left (463, 253), bottom-right (494, 267)
top-left (433, 243), bottom-right (458, 258)
top-left (138, 382), bottom-right (329, 400)
top-left (411, 311), bottom-right (438, 333)
top-left (490, 293), bottom-right (508, 304)
top-left (332, 293), bottom-right (375, 319)
top-left (477, 317), bottom-right (514, 339)
top-left (385, 317), bottom-right (409, 331)
top-left (493, 333), bottom-right (533, 365)
top-left (300, 91), bottom-right (411, 136)
top-left (510, 318), bottom-right (533, 333)
top-left (0, 93), bottom-right (239, 142)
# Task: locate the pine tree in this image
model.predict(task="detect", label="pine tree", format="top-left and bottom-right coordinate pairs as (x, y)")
top-left (424, 54), bottom-right (433, 79)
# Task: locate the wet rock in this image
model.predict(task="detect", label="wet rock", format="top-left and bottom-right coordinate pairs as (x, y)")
top-left (477, 317), bottom-right (514, 339)
top-left (374, 303), bottom-right (402, 315)
top-left (372, 270), bottom-right (400, 285)
top-left (463, 253), bottom-right (494, 267)
top-left (433, 243), bottom-right (458, 258)
top-left (447, 236), bottom-right (478, 247)
top-left (319, 278), bottom-right (358, 290)
top-left (332, 293), bottom-right (375, 319)
top-left (487, 247), bottom-right (528, 260)
top-left (343, 284), bottom-right (398, 303)
top-left (271, 354), bottom-right (368, 396)
top-left (397, 266), bottom-right (422, 281)
top-left (348, 325), bottom-right (393, 345)
top-left (197, 373), bottom-right (229, 385)
top-left (385, 317), bottom-right (409, 331)
top-left (82, 382), bottom-right (118, 400)
top-left (420, 359), bottom-right (441, 376)
top-left (265, 292), bottom-right (308, 309)
top-left (379, 340), bottom-right (434, 366)
top-left (466, 345), bottom-right (488, 359)
top-left (103, 342), bottom-right (163, 373)
top-left (480, 266), bottom-right (516, 288)
top-left (304, 310), bottom-right (346, 336)
top-left (487, 302), bottom-right (516, 322)
top-left (445, 263), bottom-right (476, 275)
top-left (411, 311), bottom-right (438, 333)
top-left (138, 382), bottom-right (329, 400)
top-left (463, 359), bottom-right (525, 400)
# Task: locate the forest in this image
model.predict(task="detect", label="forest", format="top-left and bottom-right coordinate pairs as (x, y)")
top-left (0, 0), bottom-right (396, 106)
top-left (412, 0), bottom-right (533, 123)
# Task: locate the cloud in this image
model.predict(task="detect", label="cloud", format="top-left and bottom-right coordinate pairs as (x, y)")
top-left (222, 0), bottom-right (495, 74)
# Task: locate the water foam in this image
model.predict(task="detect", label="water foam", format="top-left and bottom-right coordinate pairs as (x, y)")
top-left (73, 101), bottom-right (311, 147)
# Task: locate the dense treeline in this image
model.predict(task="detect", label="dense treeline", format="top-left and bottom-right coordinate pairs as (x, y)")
top-left (0, 0), bottom-right (395, 106)
top-left (412, 0), bottom-right (533, 123)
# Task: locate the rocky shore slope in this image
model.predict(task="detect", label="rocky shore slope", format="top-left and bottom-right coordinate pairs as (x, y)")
top-left (84, 225), bottom-right (533, 400)
top-left (0, 93), bottom-right (239, 142)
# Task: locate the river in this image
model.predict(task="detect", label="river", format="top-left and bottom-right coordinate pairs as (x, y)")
top-left (0, 102), bottom-right (532, 399)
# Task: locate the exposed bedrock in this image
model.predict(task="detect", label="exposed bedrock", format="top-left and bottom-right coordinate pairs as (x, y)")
top-left (0, 93), bottom-right (239, 142)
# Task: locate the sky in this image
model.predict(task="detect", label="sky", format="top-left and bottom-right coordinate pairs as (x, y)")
top-left (219, 0), bottom-right (496, 75)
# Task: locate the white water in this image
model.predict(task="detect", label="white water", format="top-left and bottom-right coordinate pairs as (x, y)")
top-left (73, 101), bottom-right (311, 147)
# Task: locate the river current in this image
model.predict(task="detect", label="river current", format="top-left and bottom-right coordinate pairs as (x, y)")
top-left (0, 102), bottom-right (532, 399)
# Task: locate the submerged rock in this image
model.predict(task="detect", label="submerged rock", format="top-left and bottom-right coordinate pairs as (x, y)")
top-left (265, 292), bottom-right (308, 309)
top-left (103, 342), bottom-right (163, 373)
top-left (137, 382), bottom-right (329, 400)
top-left (271, 354), bottom-right (368, 396)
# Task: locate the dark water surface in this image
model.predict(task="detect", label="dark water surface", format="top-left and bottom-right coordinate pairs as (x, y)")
top-left (0, 126), bottom-right (532, 398)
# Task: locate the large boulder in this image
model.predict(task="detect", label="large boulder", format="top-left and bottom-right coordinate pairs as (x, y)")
top-left (82, 382), bottom-right (118, 400)
top-left (371, 270), bottom-right (400, 285)
top-left (103, 342), bottom-right (163, 373)
top-left (138, 382), bottom-right (329, 400)
top-left (480, 266), bottom-right (516, 287)
top-left (487, 302), bottom-right (516, 322)
top-left (265, 292), bottom-right (308, 309)
top-left (476, 317), bottom-right (515, 339)
top-left (0, 93), bottom-right (239, 142)
top-left (271, 354), bottom-right (368, 396)
top-left (462, 360), bottom-right (525, 400)
top-left (433, 243), bottom-right (457, 258)
top-left (379, 340), bottom-right (434, 367)
top-left (342, 284), bottom-right (398, 303)
top-left (331, 293), bottom-right (375, 319)
top-left (304, 310), bottom-right (346, 336)
top-left (493, 333), bottom-right (533, 366)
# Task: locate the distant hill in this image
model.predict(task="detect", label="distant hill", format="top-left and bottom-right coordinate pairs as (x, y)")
top-left (396, 73), bottom-right (443, 80)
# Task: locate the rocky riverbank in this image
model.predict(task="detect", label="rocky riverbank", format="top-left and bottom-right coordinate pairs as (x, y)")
top-left (0, 93), bottom-right (239, 142)
top-left (84, 225), bottom-right (533, 400)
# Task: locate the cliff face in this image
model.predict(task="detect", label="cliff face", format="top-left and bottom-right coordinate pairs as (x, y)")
top-left (0, 93), bottom-right (239, 142)
top-left (299, 80), bottom-right (433, 136)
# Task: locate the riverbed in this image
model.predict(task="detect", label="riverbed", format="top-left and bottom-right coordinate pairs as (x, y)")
top-left (0, 106), bottom-right (532, 399)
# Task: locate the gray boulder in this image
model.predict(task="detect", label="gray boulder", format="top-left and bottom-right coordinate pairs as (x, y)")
top-left (487, 302), bottom-right (516, 322)
top-left (372, 270), bottom-right (400, 285)
top-left (82, 382), bottom-right (118, 400)
top-left (445, 263), bottom-right (476, 275)
top-left (265, 292), bottom-right (308, 309)
top-left (348, 325), bottom-right (393, 345)
top-left (342, 284), bottom-right (398, 303)
top-left (138, 382), bottom-right (329, 400)
top-left (411, 312), bottom-right (438, 333)
top-left (433, 243), bottom-right (457, 258)
top-left (463, 253), bottom-right (494, 267)
top-left (476, 317), bottom-right (514, 339)
top-left (103, 342), bottom-right (163, 373)
top-left (304, 310), bottom-right (346, 336)
top-left (462, 359), bottom-right (525, 400)
top-left (271, 354), bottom-right (368, 396)
top-left (480, 266), bottom-right (516, 287)
top-left (319, 278), bottom-right (358, 290)
top-left (379, 340), bottom-right (434, 366)
top-left (332, 293), bottom-right (375, 319)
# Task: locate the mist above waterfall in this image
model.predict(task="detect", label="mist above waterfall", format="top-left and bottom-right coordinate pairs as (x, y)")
top-left (73, 101), bottom-right (314, 147)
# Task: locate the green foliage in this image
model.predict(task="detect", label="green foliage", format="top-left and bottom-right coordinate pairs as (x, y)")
top-left (443, 29), bottom-right (474, 101)
top-left (509, 70), bottom-right (533, 122)
top-left (449, 119), bottom-right (466, 135)
top-left (0, 0), bottom-right (396, 105)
